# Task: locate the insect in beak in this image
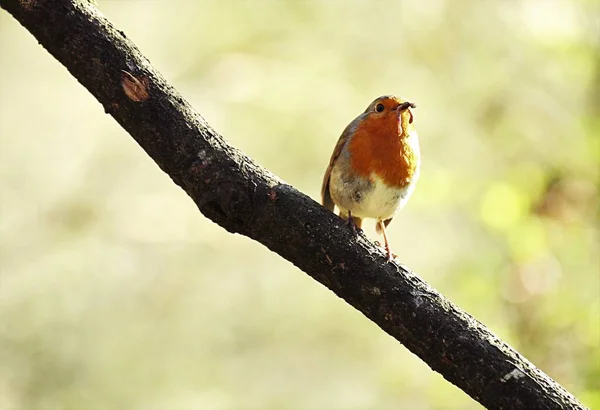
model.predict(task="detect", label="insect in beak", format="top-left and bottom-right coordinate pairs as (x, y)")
top-left (396, 102), bottom-right (415, 124)
top-left (397, 101), bottom-right (416, 111)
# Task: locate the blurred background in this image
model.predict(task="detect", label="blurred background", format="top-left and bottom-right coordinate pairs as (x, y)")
top-left (1, 0), bottom-right (599, 409)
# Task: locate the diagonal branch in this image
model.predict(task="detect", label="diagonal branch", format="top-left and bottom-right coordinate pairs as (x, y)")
top-left (0, 1), bottom-right (586, 409)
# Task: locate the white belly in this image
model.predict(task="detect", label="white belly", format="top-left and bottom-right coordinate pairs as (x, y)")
top-left (351, 173), bottom-right (418, 220)
top-left (330, 164), bottom-right (419, 221)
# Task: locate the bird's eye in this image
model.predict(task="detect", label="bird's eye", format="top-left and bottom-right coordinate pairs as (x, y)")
top-left (375, 103), bottom-right (385, 113)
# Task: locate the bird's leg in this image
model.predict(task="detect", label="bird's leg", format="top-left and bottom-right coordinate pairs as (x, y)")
top-left (379, 220), bottom-right (392, 261)
top-left (347, 211), bottom-right (358, 235)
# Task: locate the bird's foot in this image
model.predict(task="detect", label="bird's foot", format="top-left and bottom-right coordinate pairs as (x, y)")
top-left (347, 217), bottom-right (359, 236)
top-left (385, 246), bottom-right (393, 261)
top-left (375, 241), bottom-right (396, 262)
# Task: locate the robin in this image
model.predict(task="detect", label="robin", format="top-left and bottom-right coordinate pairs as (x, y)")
top-left (321, 95), bottom-right (420, 260)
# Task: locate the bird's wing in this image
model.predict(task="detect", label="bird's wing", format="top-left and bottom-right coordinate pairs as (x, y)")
top-left (321, 122), bottom-right (357, 211)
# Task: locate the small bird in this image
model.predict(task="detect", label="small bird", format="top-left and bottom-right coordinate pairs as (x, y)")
top-left (321, 95), bottom-right (420, 260)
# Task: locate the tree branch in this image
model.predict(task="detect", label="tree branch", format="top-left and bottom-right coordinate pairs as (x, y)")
top-left (0, 1), bottom-right (586, 409)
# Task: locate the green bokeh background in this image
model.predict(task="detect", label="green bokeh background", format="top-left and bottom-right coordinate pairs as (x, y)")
top-left (1, 1), bottom-right (598, 409)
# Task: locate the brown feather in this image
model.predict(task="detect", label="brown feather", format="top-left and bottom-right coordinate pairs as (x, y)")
top-left (321, 121), bottom-right (357, 211)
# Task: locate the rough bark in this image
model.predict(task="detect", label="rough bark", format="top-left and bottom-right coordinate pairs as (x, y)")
top-left (0, 1), bottom-right (587, 409)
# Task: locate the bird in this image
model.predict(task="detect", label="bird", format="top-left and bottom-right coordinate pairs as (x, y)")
top-left (321, 95), bottom-right (420, 260)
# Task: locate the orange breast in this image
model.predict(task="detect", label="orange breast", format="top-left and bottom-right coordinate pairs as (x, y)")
top-left (348, 113), bottom-right (419, 188)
